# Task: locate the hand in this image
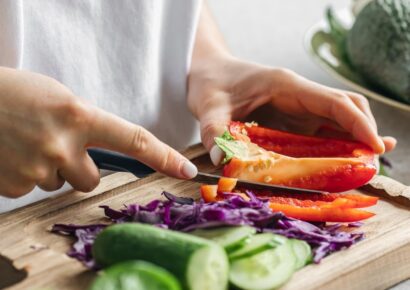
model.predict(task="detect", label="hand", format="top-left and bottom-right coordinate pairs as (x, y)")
top-left (187, 57), bottom-right (396, 164)
top-left (0, 68), bottom-right (197, 198)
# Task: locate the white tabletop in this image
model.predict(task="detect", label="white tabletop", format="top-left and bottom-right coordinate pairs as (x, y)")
top-left (209, 0), bottom-right (410, 289)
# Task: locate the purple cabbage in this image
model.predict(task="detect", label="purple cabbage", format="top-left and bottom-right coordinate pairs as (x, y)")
top-left (52, 191), bottom-right (364, 267)
top-left (51, 224), bottom-right (107, 268)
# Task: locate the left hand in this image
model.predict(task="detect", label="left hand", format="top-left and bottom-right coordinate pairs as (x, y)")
top-left (187, 57), bottom-right (396, 165)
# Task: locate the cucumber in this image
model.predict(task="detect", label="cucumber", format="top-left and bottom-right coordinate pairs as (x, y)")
top-left (228, 233), bottom-right (284, 261)
top-left (190, 226), bottom-right (256, 252)
top-left (88, 260), bottom-right (181, 290)
top-left (92, 223), bottom-right (229, 290)
top-left (290, 239), bottom-right (312, 270)
top-left (229, 238), bottom-right (296, 290)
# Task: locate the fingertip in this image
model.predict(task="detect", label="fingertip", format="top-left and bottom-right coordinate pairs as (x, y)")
top-left (200, 118), bottom-right (230, 151)
top-left (181, 160), bottom-right (198, 179)
top-left (210, 145), bottom-right (224, 166)
top-left (382, 136), bottom-right (397, 152)
top-left (374, 137), bottom-right (385, 154)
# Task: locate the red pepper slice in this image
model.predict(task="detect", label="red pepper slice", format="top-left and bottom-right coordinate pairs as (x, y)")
top-left (200, 185), bottom-right (219, 203)
top-left (200, 178), bottom-right (378, 222)
top-left (269, 202), bottom-right (375, 222)
top-left (217, 177), bottom-right (238, 193)
top-left (200, 184), bottom-right (248, 203)
top-left (252, 191), bottom-right (379, 208)
top-left (223, 122), bottom-right (376, 192)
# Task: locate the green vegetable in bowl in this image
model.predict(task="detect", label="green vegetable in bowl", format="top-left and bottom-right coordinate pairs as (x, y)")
top-left (88, 261), bottom-right (181, 290)
top-left (327, 0), bottom-right (410, 104)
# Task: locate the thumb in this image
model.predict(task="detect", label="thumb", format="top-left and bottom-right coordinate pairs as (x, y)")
top-left (199, 115), bottom-right (231, 166)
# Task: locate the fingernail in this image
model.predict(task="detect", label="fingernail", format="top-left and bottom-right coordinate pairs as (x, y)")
top-left (210, 145), bottom-right (224, 166)
top-left (181, 161), bottom-right (198, 179)
top-left (382, 136), bottom-right (397, 144)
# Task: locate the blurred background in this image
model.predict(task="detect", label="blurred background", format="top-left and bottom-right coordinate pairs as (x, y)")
top-left (208, 0), bottom-right (410, 186)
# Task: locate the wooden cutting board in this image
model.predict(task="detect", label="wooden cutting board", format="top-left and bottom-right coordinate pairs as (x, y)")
top-left (1, 144), bottom-right (409, 290)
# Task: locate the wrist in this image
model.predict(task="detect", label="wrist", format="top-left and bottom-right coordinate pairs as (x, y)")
top-left (189, 51), bottom-right (235, 81)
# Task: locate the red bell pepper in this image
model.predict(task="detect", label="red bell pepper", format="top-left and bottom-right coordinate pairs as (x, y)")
top-left (201, 177), bottom-right (246, 202)
top-left (249, 191), bottom-right (379, 208)
top-left (229, 122), bottom-right (374, 159)
top-left (200, 184), bottom-right (219, 203)
top-left (218, 122), bottom-right (376, 193)
top-left (200, 179), bottom-right (378, 222)
top-left (217, 177), bottom-right (238, 193)
top-left (265, 192), bottom-right (377, 221)
top-left (268, 202), bottom-right (375, 222)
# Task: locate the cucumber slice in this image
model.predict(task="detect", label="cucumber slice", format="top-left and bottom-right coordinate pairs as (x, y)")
top-left (229, 238), bottom-right (296, 290)
top-left (229, 233), bottom-right (284, 261)
top-left (290, 239), bottom-right (312, 270)
top-left (88, 260), bottom-right (181, 290)
top-left (190, 226), bottom-right (256, 252)
top-left (93, 223), bottom-right (229, 290)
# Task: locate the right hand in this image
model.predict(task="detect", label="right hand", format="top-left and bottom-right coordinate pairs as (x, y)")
top-left (0, 67), bottom-right (197, 198)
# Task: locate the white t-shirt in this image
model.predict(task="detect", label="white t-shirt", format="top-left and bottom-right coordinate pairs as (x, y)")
top-left (0, 0), bottom-right (202, 213)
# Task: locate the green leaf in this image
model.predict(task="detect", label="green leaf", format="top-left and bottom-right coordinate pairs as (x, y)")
top-left (214, 135), bottom-right (248, 164)
top-left (221, 131), bottom-right (235, 141)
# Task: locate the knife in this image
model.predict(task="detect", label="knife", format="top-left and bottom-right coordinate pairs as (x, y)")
top-left (87, 148), bottom-right (326, 194)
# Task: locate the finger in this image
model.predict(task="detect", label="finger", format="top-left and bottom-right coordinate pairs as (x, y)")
top-left (330, 97), bottom-right (385, 153)
top-left (87, 108), bottom-right (197, 179)
top-left (198, 108), bottom-right (232, 166)
top-left (59, 152), bottom-right (100, 192)
top-left (0, 176), bottom-right (36, 198)
top-left (295, 84), bottom-right (385, 153)
top-left (210, 145), bottom-right (225, 166)
top-left (382, 136), bottom-right (397, 153)
top-left (37, 170), bottom-right (65, 192)
top-left (347, 92), bottom-right (377, 130)
top-left (200, 117), bottom-right (230, 151)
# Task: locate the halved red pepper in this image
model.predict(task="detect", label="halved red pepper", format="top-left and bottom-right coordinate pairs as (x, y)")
top-left (220, 122), bottom-right (376, 193)
top-left (229, 122), bottom-right (374, 160)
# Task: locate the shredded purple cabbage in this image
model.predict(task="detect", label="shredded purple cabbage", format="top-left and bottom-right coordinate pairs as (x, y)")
top-left (52, 191), bottom-right (364, 267)
top-left (51, 224), bottom-right (107, 268)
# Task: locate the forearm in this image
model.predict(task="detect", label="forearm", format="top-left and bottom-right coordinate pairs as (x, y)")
top-left (191, 1), bottom-right (232, 71)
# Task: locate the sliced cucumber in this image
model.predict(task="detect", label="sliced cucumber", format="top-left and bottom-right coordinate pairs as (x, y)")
top-left (290, 239), bottom-right (312, 270)
top-left (229, 238), bottom-right (296, 290)
top-left (88, 260), bottom-right (181, 290)
top-left (92, 223), bottom-right (229, 290)
top-left (228, 233), bottom-right (284, 261)
top-left (190, 226), bottom-right (256, 252)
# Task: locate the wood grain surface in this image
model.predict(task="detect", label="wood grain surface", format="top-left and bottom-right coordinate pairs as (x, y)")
top-left (1, 144), bottom-right (409, 290)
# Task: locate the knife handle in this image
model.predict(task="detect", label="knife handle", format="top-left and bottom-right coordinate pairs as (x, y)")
top-left (87, 148), bottom-right (155, 178)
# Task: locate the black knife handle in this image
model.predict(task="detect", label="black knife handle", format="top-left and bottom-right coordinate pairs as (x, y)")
top-left (87, 148), bottom-right (155, 178)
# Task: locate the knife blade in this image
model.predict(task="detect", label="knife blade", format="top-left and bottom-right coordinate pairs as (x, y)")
top-left (87, 148), bottom-right (326, 194)
top-left (192, 172), bottom-right (326, 194)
